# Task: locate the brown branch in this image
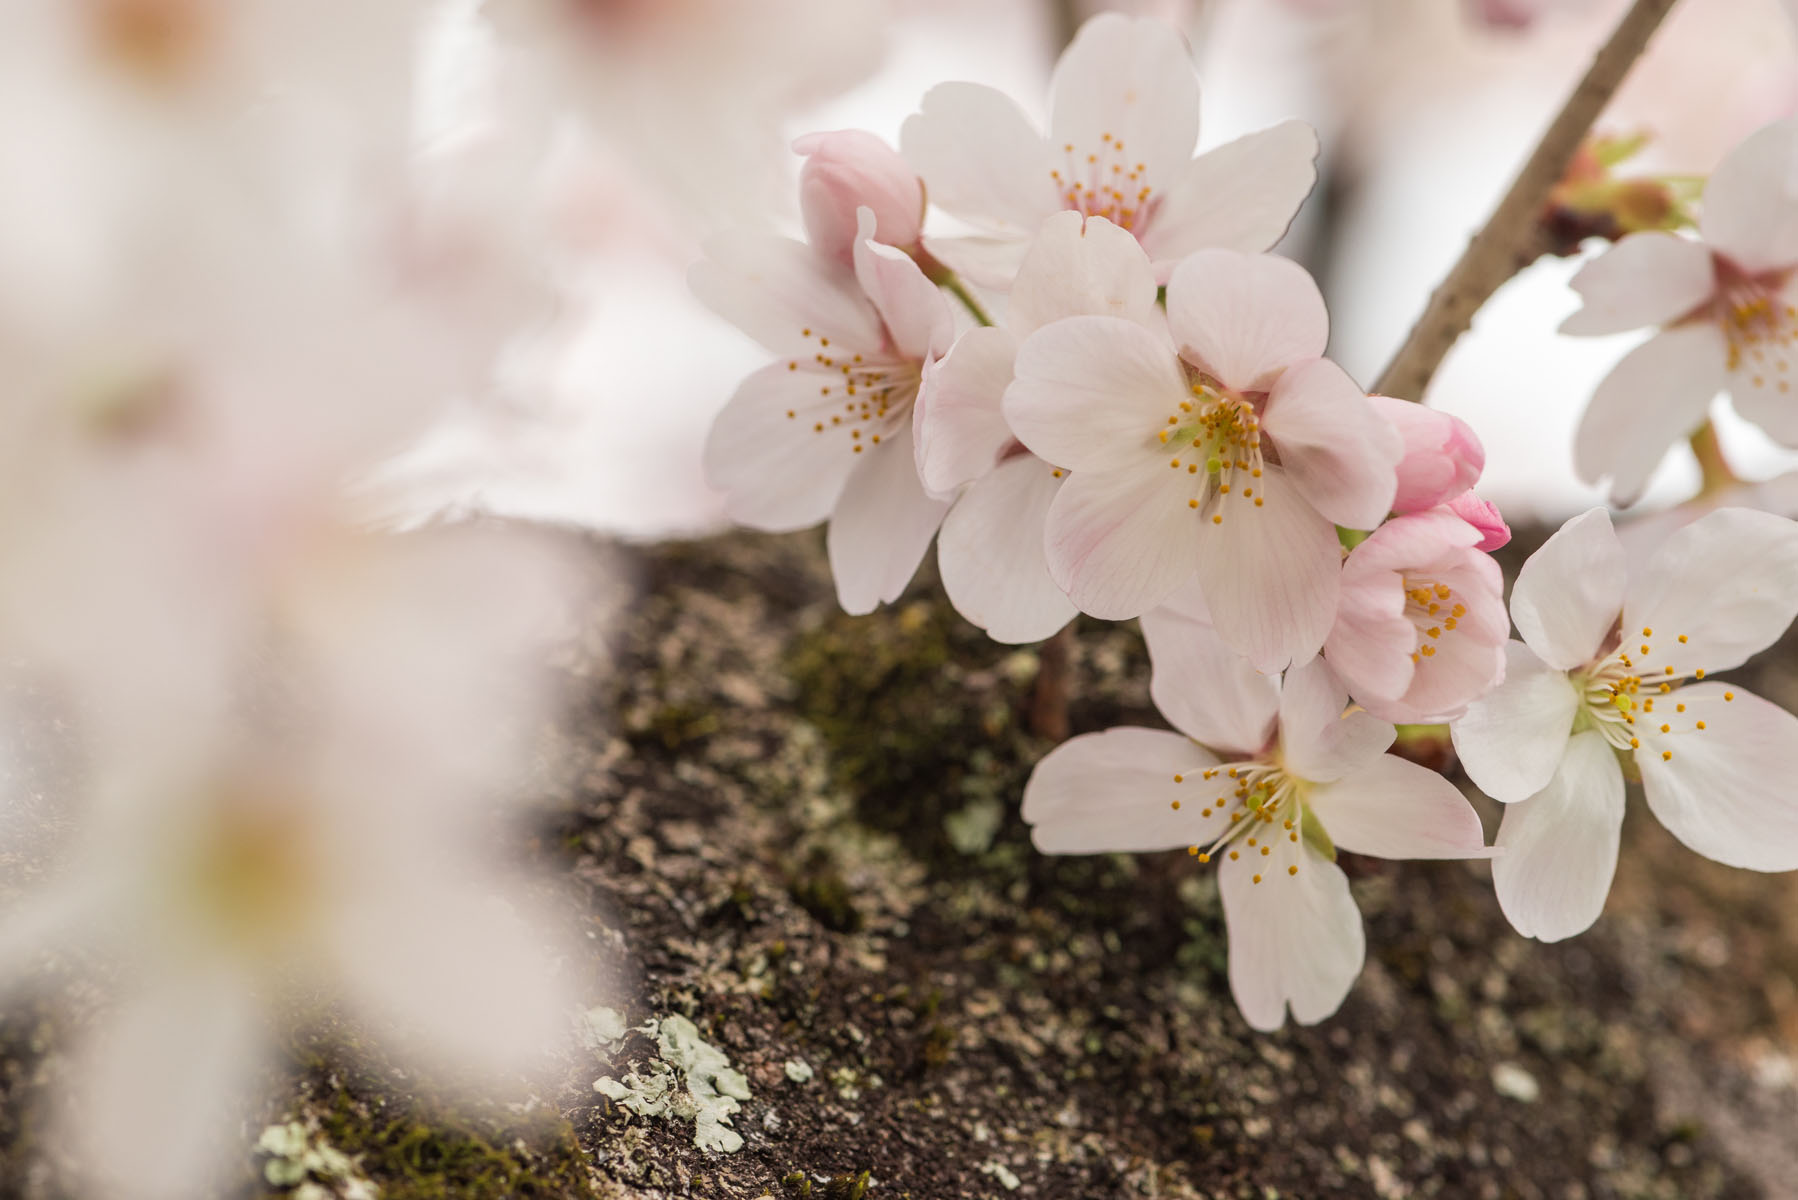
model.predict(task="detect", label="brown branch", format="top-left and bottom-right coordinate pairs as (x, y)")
top-left (1029, 624), bottom-right (1074, 743)
top-left (1372, 0), bottom-right (1683, 402)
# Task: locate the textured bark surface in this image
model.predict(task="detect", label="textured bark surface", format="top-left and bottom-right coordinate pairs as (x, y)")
top-left (4, 524), bottom-right (1798, 1199)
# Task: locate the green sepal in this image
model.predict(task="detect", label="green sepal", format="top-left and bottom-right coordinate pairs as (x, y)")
top-left (1300, 805), bottom-right (1336, 862)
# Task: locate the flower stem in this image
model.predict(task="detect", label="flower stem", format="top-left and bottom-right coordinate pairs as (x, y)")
top-left (1029, 624), bottom-right (1075, 742)
top-left (1688, 418), bottom-right (1739, 498)
top-left (940, 273), bottom-right (996, 328)
top-left (1372, 0), bottom-right (1683, 402)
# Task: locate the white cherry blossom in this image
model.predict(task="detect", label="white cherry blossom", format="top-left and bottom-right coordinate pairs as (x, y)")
top-left (1451, 506), bottom-right (1798, 943)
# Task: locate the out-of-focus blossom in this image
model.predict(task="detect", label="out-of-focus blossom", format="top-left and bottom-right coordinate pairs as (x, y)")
top-left (1026, 609), bottom-right (1492, 1031)
top-left (1562, 116), bottom-right (1798, 505)
top-left (901, 13), bottom-right (1318, 287)
top-left (1452, 507), bottom-right (1798, 942)
top-left (1370, 394), bottom-right (1486, 515)
top-left (1004, 248), bottom-right (1400, 669)
top-left (1541, 133), bottom-right (1690, 255)
top-left (1325, 506), bottom-right (1508, 723)
top-left (796, 130), bottom-right (924, 266)
top-left (925, 211), bottom-right (1163, 644)
top-left (1446, 490), bottom-right (1512, 550)
top-left (693, 210), bottom-right (954, 614)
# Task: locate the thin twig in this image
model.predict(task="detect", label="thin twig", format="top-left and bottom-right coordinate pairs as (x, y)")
top-left (1372, 0), bottom-right (1682, 401)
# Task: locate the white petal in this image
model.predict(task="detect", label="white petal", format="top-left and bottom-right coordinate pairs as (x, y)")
top-left (1724, 275), bottom-right (1798, 446)
top-left (938, 454), bottom-right (1077, 644)
top-left (853, 210), bottom-right (953, 361)
top-left (1624, 506), bottom-right (1798, 672)
top-left (1559, 232), bottom-right (1716, 337)
top-left (1450, 641), bottom-right (1579, 803)
top-left (1307, 753), bottom-right (1491, 860)
top-left (1138, 119), bottom-right (1320, 275)
top-left (1277, 658), bottom-right (1394, 783)
top-left (1262, 357), bottom-right (1402, 530)
top-left (827, 423), bottom-right (951, 614)
top-left (1639, 683), bottom-right (1798, 871)
top-left (1005, 314), bottom-right (1187, 472)
top-left (916, 232), bottom-right (1034, 292)
top-left (689, 230), bottom-right (883, 357)
top-left (1491, 731), bottom-right (1626, 943)
top-left (1023, 726), bottom-right (1225, 853)
top-left (1048, 14), bottom-right (1201, 201)
top-left (1220, 845), bottom-right (1364, 1032)
top-left (902, 81), bottom-right (1058, 235)
top-left (1164, 249), bottom-right (1328, 391)
top-left (1141, 599), bottom-right (1279, 756)
top-left (1008, 212), bottom-right (1160, 337)
top-left (702, 362), bottom-right (870, 531)
top-left (1510, 507), bottom-right (1625, 669)
top-left (1574, 325), bottom-right (1727, 506)
top-left (914, 326), bottom-right (1019, 493)
top-left (1043, 463), bottom-right (1201, 619)
top-left (1699, 115), bottom-right (1798, 274)
top-left (1192, 467), bottom-right (1341, 673)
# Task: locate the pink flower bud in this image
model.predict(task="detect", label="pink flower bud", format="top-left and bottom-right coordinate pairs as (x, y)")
top-left (1445, 490), bottom-right (1511, 551)
top-left (1369, 394), bottom-right (1486, 515)
top-left (794, 130), bottom-right (924, 266)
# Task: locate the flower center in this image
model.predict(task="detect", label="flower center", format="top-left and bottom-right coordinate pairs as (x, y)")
top-left (782, 328), bottom-right (919, 458)
top-left (1168, 760), bottom-right (1316, 885)
top-left (1156, 382), bottom-right (1267, 526)
top-left (1048, 132), bottom-right (1158, 233)
top-left (1574, 625), bottom-right (1733, 762)
top-left (1713, 259), bottom-right (1796, 393)
top-left (1403, 578), bottom-right (1467, 664)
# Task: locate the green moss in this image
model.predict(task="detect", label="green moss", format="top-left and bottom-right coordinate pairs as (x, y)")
top-left (317, 1093), bottom-right (595, 1200)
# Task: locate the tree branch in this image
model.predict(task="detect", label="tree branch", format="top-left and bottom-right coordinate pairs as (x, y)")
top-left (1372, 0), bottom-right (1682, 401)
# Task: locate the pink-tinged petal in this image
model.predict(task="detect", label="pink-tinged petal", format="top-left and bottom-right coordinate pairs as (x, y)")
top-left (795, 129), bottom-right (924, 265)
top-left (853, 209), bottom-right (953, 361)
top-left (1624, 506), bottom-right (1798, 672)
top-left (827, 423), bottom-right (951, 615)
top-left (1023, 726), bottom-right (1226, 853)
top-left (1325, 580), bottom-right (1416, 708)
top-left (1142, 598), bottom-right (1279, 756)
top-left (1192, 467), bottom-right (1340, 672)
top-left (1138, 120), bottom-right (1321, 277)
top-left (1009, 212), bottom-right (1160, 337)
top-left (1699, 115), bottom-right (1798, 274)
top-left (938, 454), bottom-right (1077, 644)
top-left (901, 81), bottom-right (1059, 235)
top-left (1368, 394), bottom-right (1485, 514)
top-left (1724, 275), bottom-right (1798, 446)
top-left (702, 362), bottom-right (869, 531)
top-left (914, 326), bottom-right (1019, 494)
top-left (1264, 359), bottom-right (1402, 529)
top-left (1450, 641), bottom-right (1578, 803)
top-left (689, 230), bottom-right (883, 357)
top-left (1307, 753), bottom-right (1493, 860)
top-left (1509, 507), bottom-right (1625, 670)
top-left (1005, 315), bottom-right (1188, 472)
top-left (1446, 491), bottom-right (1510, 551)
top-left (1048, 14), bottom-right (1201, 201)
top-left (1043, 464), bottom-right (1201, 619)
top-left (1574, 325), bottom-right (1727, 506)
top-left (1277, 658), bottom-right (1394, 783)
top-left (1559, 232), bottom-right (1717, 337)
top-left (1491, 731), bottom-right (1625, 943)
top-left (1165, 249), bottom-right (1328, 391)
top-left (1219, 844), bottom-right (1364, 1032)
top-left (1638, 683), bottom-right (1798, 871)
top-left (915, 233), bottom-right (1033, 292)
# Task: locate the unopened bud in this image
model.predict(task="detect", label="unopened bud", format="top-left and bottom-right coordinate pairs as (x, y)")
top-left (1444, 490), bottom-right (1511, 551)
top-left (1368, 394), bottom-right (1485, 514)
top-left (794, 130), bottom-right (924, 266)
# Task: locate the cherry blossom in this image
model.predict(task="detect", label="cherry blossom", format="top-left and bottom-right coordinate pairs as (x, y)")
top-left (693, 210), bottom-right (955, 614)
top-left (796, 130), bottom-right (924, 266)
top-left (922, 211), bottom-right (1164, 644)
top-left (1562, 116), bottom-right (1798, 505)
top-left (1026, 604), bottom-right (1492, 1031)
top-left (1324, 506), bottom-right (1508, 724)
top-left (900, 12), bottom-right (1319, 288)
top-left (1445, 491), bottom-right (1512, 552)
top-left (1371, 394), bottom-right (1486, 515)
top-left (1451, 507), bottom-right (1798, 943)
top-left (1003, 247), bottom-right (1401, 669)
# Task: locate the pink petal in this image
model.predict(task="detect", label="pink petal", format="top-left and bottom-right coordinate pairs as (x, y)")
top-left (852, 209), bottom-right (953, 361)
top-left (1639, 684), bottom-right (1798, 871)
top-left (1574, 324), bottom-right (1727, 506)
top-left (1219, 845), bottom-right (1364, 1031)
top-left (1699, 115), bottom-right (1798, 274)
top-left (1043, 463), bottom-right (1202, 619)
top-left (1306, 753), bottom-right (1493, 860)
top-left (1277, 658), bottom-right (1394, 783)
top-left (1048, 14), bottom-right (1201, 205)
top-left (1623, 506), bottom-right (1798, 673)
top-left (1138, 119), bottom-right (1321, 279)
top-left (1263, 358), bottom-right (1402, 529)
top-left (1141, 597), bottom-right (1280, 756)
top-left (795, 129), bottom-right (924, 265)
top-left (1509, 507), bottom-right (1625, 670)
top-left (1491, 730), bottom-right (1625, 942)
top-left (1445, 491), bottom-right (1511, 551)
top-left (901, 81), bottom-right (1059, 236)
top-left (1005, 314), bottom-right (1187, 472)
top-left (689, 230), bottom-right (883, 357)
top-left (937, 454), bottom-right (1077, 644)
top-left (1008, 211), bottom-right (1160, 337)
top-left (1164, 249), bottom-right (1328, 391)
top-left (1022, 726), bottom-right (1226, 853)
top-left (827, 423), bottom-right (952, 614)
top-left (1368, 394), bottom-right (1485, 514)
top-left (1450, 641), bottom-right (1578, 803)
top-left (702, 361), bottom-right (870, 531)
top-left (1191, 465), bottom-right (1341, 672)
top-left (1559, 232), bottom-right (1717, 337)
top-left (914, 326), bottom-right (1019, 494)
